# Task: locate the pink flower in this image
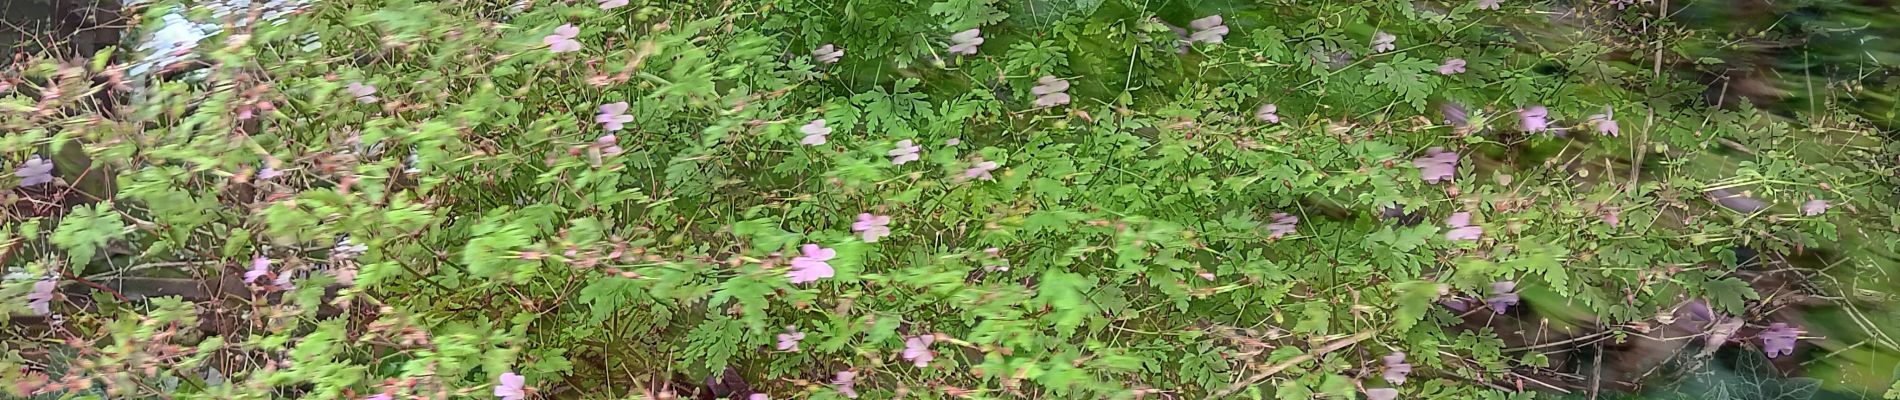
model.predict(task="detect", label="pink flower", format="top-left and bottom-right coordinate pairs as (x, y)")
top-left (1519, 105), bottom-right (1550, 132)
top-left (245, 256), bottom-right (272, 284)
top-left (1762, 323), bottom-right (1799, 358)
top-left (367, 394), bottom-right (393, 400)
top-left (543, 24), bottom-right (582, 53)
top-left (945, 138), bottom-right (961, 146)
top-left (1371, 31), bottom-right (1397, 53)
top-left (1802, 199), bottom-right (1829, 216)
top-left (902, 334), bottom-right (936, 367)
top-left (596, 134), bottom-right (624, 156)
top-left (1587, 107), bottom-right (1619, 136)
top-left (962, 158), bottom-right (999, 181)
top-left (787, 244), bottom-right (836, 284)
top-left (1437, 58), bottom-right (1466, 75)
top-left (598, 0), bottom-right (627, 9)
top-left (853, 213), bottom-right (892, 242)
top-left (1412, 147), bottom-right (1459, 184)
top-left (888, 140), bottom-right (921, 165)
top-left (1032, 76), bottom-right (1072, 108)
top-left (1382, 352), bottom-right (1412, 384)
top-left (948, 29), bottom-right (984, 55)
top-left (14, 155), bottom-right (54, 186)
top-left (1486, 281), bottom-right (1518, 314)
top-left (812, 44), bottom-right (843, 64)
top-left (1266, 212), bottom-right (1298, 239)
top-left (749, 395), bottom-right (768, 400)
top-left (347, 82), bottom-right (379, 103)
top-left (832, 370), bottom-right (859, 398)
top-left (1187, 15), bottom-right (1228, 44)
top-left (26, 279), bottom-right (56, 315)
top-left (257, 166), bottom-right (282, 180)
top-left (596, 102), bottom-right (633, 131)
top-left (1602, 207), bottom-right (1621, 227)
top-left (777, 327), bottom-right (805, 351)
top-left (1445, 212), bottom-right (1483, 241)
top-left (799, 119), bottom-right (831, 146)
top-left (1365, 388), bottom-right (1399, 400)
top-left (495, 372), bottom-right (526, 400)
top-left (1255, 103), bottom-right (1280, 124)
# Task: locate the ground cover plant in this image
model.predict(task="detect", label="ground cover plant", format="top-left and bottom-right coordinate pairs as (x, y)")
top-left (5, 0), bottom-right (1900, 399)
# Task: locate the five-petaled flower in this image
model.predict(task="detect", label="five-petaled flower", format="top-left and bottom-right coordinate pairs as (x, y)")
top-left (777, 327), bottom-right (805, 351)
top-left (1486, 281), bottom-right (1519, 314)
top-left (1477, 0), bottom-right (1503, 10)
top-left (495, 372), bottom-right (526, 400)
top-left (1445, 212), bottom-right (1484, 242)
top-left (598, 0), bottom-right (627, 9)
top-left (1519, 105), bottom-right (1550, 132)
top-left (1266, 212), bottom-right (1298, 239)
top-left (1438, 58), bottom-right (1466, 75)
top-left (812, 44), bottom-right (843, 64)
top-left (963, 158), bottom-right (999, 181)
top-left (1382, 352), bottom-right (1412, 385)
top-left (833, 370), bottom-right (859, 398)
top-left (1587, 106), bottom-right (1619, 136)
top-left (544, 24), bottom-right (582, 53)
top-left (1255, 103), bottom-right (1280, 124)
top-left (14, 155), bottom-right (54, 186)
top-left (1371, 31), bottom-right (1397, 53)
top-left (888, 140), bottom-right (921, 165)
top-left (1032, 76), bottom-right (1072, 108)
top-left (948, 29), bottom-right (984, 55)
top-left (1365, 388), bottom-right (1399, 400)
top-left (347, 82), bottom-right (379, 103)
top-left (1802, 199), bottom-right (1829, 216)
top-left (1412, 147), bottom-right (1459, 184)
top-left (787, 244), bottom-right (837, 283)
top-left (245, 256), bottom-right (272, 284)
top-left (902, 334), bottom-right (936, 367)
top-left (800, 119), bottom-right (831, 146)
top-left (1762, 323), bottom-right (1799, 358)
top-left (596, 134), bottom-right (624, 156)
top-left (26, 279), bottom-right (56, 315)
top-left (1187, 15), bottom-right (1228, 44)
top-left (853, 213), bottom-right (892, 242)
top-left (597, 102), bottom-right (634, 131)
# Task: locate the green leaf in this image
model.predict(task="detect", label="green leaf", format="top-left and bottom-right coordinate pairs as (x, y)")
top-left (1703, 277), bottom-right (1760, 315)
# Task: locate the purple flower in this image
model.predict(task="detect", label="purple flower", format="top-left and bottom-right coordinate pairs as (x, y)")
top-left (1266, 212), bottom-right (1298, 239)
top-left (544, 24), bottom-right (582, 53)
top-left (749, 395), bottom-right (768, 400)
top-left (1187, 15), bottom-right (1228, 44)
top-left (1032, 76), bottom-right (1072, 108)
top-left (787, 244), bottom-right (836, 284)
top-left (1486, 281), bottom-right (1519, 314)
top-left (1371, 31), bottom-right (1397, 53)
top-left (1255, 103), bottom-right (1280, 124)
top-left (495, 372), bottom-right (526, 400)
top-left (1437, 58), bottom-right (1466, 75)
top-left (833, 370), bottom-right (859, 398)
top-left (888, 140), bottom-right (921, 165)
top-left (596, 134), bottom-right (624, 156)
top-left (1412, 147), bottom-right (1459, 184)
top-left (14, 155), bottom-right (54, 186)
top-left (1679, 299), bottom-right (1714, 322)
top-left (598, 0), bottom-right (627, 9)
top-left (799, 119), bottom-right (831, 146)
top-left (813, 44), bottom-right (843, 64)
top-left (1382, 352), bottom-right (1412, 384)
top-left (257, 166), bottom-right (282, 180)
top-left (1587, 107), bottom-right (1619, 136)
top-left (945, 138), bottom-right (961, 146)
top-left (1611, 0), bottom-right (1638, 9)
top-left (777, 327), bottom-right (805, 351)
top-left (1445, 212), bottom-right (1483, 241)
top-left (1519, 106), bottom-right (1550, 132)
top-left (948, 29), bottom-right (984, 55)
top-left (1442, 298), bottom-right (1471, 312)
top-left (1442, 102), bottom-right (1469, 128)
top-left (367, 394), bottom-right (393, 400)
top-left (346, 82), bottom-right (379, 104)
top-left (245, 256), bottom-right (272, 284)
top-left (1365, 388), bottom-right (1399, 400)
top-left (1802, 199), bottom-right (1829, 216)
top-left (26, 279), bottom-right (56, 315)
top-left (853, 213), bottom-right (893, 243)
top-left (1762, 323), bottom-right (1799, 358)
top-left (596, 102), bottom-right (634, 131)
top-left (1602, 207), bottom-right (1621, 227)
top-left (902, 334), bottom-right (936, 367)
top-left (1476, 0), bottom-right (1502, 10)
top-left (1707, 188), bottom-right (1768, 213)
top-left (963, 159), bottom-right (999, 181)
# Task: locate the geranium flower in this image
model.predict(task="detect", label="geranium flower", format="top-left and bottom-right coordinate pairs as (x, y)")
top-left (963, 158), bottom-right (999, 181)
top-left (1255, 103), bottom-right (1280, 123)
top-left (1382, 352), bottom-right (1412, 384)
top-left (1486, 281), bottom-right (1519, 314)
top-left (1762, 323), bottom-right (1799, 358)
top-left (543, 24), bottom-right (581, 53)
top-left (1371, 31), bottom-right (1397, 53)
top-left (1587, 107), bottom-right (1619, 136)
top-left (245, 256), bottom-right (272, 284)
top-left (1365, 388), bottom-right (1399, 400)
top-left (258, 166), bottom-right (282, 180)
top-left (1412, 147), bottom-right (1459, 184)
top-left (495, 372), bottom-right (526, 400)
top-left (14, 155), bottom-right (54, 186)
top-left (1678, 299), bottom-right (1714, 322)
top-left (1187, 15), bottom-right (1228, 44)
top-left (800, 119), bottom-right (831, 146)
top-left (787, 244), bottom-right (836, 284)
top-left (1031, 76), bottom-right (1072, 108)
top-left (598, 0), bottom-right (627, 9)
top-left (812, 44), bottom-right (843, 64)
top-left (1266, 212), bottom-right (1298, 239)
top-left (1438, 58), bottom-right (1466, 75)
top-left (334, 237), bottom-right (369, 260)
top-left (26, 279), bottom-right (56, 315)
top-left (853, 213), bottom-right (892, 242)
top-left (948, 28), bottom-right (984, 55)
top-left (833, 370), bottom-right (859, 398)
top-left (777, 327), bottom-right (805, 351)
top-left (1442, 298), bottom-right (1471, 312)
top-left (1519, 105), bottom-right (1550, 132)
top-left (367, 394), bottom-right (393, 400)
top-left (902, 334), bottom-right (935, 367)
top-left (596, 134), bottom-right (624, 156)
top-left (347, 82), bottom-right (379, 103)
top-left (1707, 188), bottom-right (1768, 213)
top-left (1601, 207), bottom-right (1621, 227)
top-left (945, 138), bottom-right (961, 146)
top-left (749, 395), bottom-right (767, 400)
top-left (1477, 0), bottom-right (1502, 10)
top-left (1445, 212), bottom-right (1483, 241)
top-left (1802, 199), bottom-right (1829, 216)
top-left (888, 140), bottom-right (921, 165)
top-left (596, 102), bottom-right (633, 131)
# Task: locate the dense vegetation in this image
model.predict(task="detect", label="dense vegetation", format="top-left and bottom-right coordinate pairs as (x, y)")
top-left (5, 0), bottom-right (1900, 399)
